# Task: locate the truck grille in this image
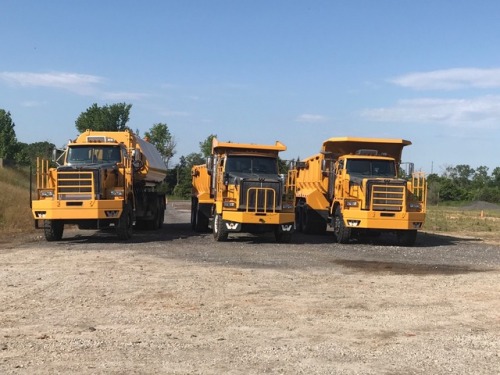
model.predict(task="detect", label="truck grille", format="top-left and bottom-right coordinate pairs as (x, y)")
top-left (367, 180), bottom-right (406, 211)
top-left (56, 171), bottom-right (95, 200)
top-left (240, 180), bottom-right (282, 212)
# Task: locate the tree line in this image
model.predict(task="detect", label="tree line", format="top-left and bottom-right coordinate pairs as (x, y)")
top-left (1, 104), bottom-right (499, 203)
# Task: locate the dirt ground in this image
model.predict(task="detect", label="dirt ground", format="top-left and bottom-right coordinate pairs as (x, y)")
top-left (0, 201), bottom-right (499, 374)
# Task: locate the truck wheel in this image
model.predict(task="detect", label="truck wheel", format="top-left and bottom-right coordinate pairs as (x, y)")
top-left (191, 198), bottom-right (198, 230)
top-left (158, 208), bottom-right (165, 229)
top-left (302, 208), bottom-right (313, 234)
top-left (213, 214), bottom-right (228, 241)
top-left (44, 220), bottom-right (64, 241)
top-left (295, 205), bottom-right (303, 232)
top-left (195, 208), bottom-right (209, 232)
top-left (146, 208), bottom-right (161, 230)
top-left (333, 207), bottom-right (351, 244)
top-left (315, 219), bottom-right (327, 235)
top-left (116, 204), bottom-right (133, 240)
top-left (397, 230), bottom-right (417, 247)
top-left (191, 199), bottom-right (209, 232)
top-left (303, 208), bottom-right (327, 234)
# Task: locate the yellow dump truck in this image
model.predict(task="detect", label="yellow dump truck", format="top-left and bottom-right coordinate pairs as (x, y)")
top-left (31, 129), bottom-right (167, 241)
top-left (291, 137), bottom-right (426, 246)
top-left (191, 138), bottom-right (295, 242)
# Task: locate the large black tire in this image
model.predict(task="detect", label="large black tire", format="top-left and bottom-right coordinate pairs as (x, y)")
top-left (116, 204), bottom-right (133, 240)
top-left (192, 199), bottom-right (210, 232)
top-left (302, 207), bottom-right (313, 234)
top-left (213, 213), bottom-right (228, 241)
top-left (397, 230), bottom-right (417, 247)
top-left (135, 219), bottom-right (147, 230)
top-left (158, 207), bottom-right (165, 229)
top-left (146, 206), bottom-right (160, 230)
top-left (333, 206), bottom-right (351, 244)
top-left (146, 197), bottom-right (164, 230)
top-left (44, 220), bottom-right (64, 241)
top-left (295, 205), bottom-right (303, 233)
top-left (190, 198), bottom-right (197, 230)
top-left (303, 207), bottom-right (327, 235)
top-left (315, 219), bottom-right (327, 235)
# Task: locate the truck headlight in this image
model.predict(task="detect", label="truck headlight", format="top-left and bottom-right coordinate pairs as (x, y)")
top-left (345, 200), bottom-right (359, 207)
top-left (110, 189), bottom-right (124, 197)
top-left (409, 202), bottom-right (421, 210)
top-left (282, 202), bottom-right (294, 210)
top-left (39, 190), bottom-right (54, 198)
top-left (223, 199), bottom-right (236, 208)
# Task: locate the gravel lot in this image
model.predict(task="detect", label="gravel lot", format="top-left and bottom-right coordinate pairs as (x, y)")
top-left (1, 201), bottom-right (499, 374)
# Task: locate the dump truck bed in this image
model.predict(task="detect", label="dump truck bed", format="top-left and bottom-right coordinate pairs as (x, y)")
top-left (321, 137), bottom-right (411, 162)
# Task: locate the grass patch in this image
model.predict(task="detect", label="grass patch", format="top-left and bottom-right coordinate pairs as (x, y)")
top-left (424, 205), bottom-right (500, 243)
top-left (0, 167), bottom-right (36, 238)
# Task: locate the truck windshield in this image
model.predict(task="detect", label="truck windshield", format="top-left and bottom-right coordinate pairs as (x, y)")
top-left (225, 156), bottom-right (277, 174)
top-left (67, 146), bottom-right (122, 165)
top-left (346, 159), bottom-right (396, 177)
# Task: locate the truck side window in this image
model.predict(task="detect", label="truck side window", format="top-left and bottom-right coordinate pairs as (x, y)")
top-left (106, 147), bottom-right (121, 162)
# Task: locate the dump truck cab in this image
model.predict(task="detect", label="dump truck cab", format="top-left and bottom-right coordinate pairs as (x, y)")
top-left (31, 130), bottom-right (167, 241)
top-left (192, 138), bottom-right (295, 242)
top-left (292, 137), bottom-right (427, 246)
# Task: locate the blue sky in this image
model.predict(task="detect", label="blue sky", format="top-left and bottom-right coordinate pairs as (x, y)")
top-left (1, 0), bottom-right (500, 174)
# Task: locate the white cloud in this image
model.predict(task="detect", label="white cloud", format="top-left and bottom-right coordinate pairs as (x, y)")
top-left (21, 100), bottom-right (45, 107)
top-left (391, 68), bottom-right (500, 90)
top-left (361, 96), bottom-right (500, 128)
top-left (295, 114), bottom-right (328, 123)
top-left (0, 71), bottom-right (103, 95)
top-left (101, 91), bottom-right (149, 101)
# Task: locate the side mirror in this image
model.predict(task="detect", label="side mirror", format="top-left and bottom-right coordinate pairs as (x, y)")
top-left (52, 148), bottom-right (65, 166)
top-left (206, 156), bottom-right (213, 175)
top-left (321, 159), bottom-right (328, 176)
top-left (408, 162), bottom-right (414, 177)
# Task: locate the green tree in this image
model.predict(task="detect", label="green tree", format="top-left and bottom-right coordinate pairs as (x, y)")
top-left (472, 166), bottom-right (490, 188)
top-left (491, 167), bottom-right (500, 187)
top-left (278, 157), bottom-right (289, 174)
top-left (438, 179), bottom-right (468, 202)
top-left (0, 109), bottom-right (18, 160)
top-left (454, 164), bottom-right (475, 187)
top-left (144, 123), bottom-right (176, 169)
top-left (472, 186), bottom-right (500, 203)
top-left (426, 173), bottom-right (444, 205)
top-left (173, 152), bottom-right (204, 198)
top-left (15, 141), bottom-right (56, 167)
top-left (75, 103), bottom-right (132, 133)
top-left (199, 134), bottom-right (217, 158)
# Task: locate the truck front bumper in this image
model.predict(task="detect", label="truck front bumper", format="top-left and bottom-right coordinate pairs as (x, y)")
top-left (341, 210), bottom-right (426, 230)
top-left (32, 199), bottom-right (124, 220)
top-left (222, 211), bottom-right (295, 225)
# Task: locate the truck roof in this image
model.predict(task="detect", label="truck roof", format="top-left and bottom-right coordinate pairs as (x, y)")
top-left (321, 137), bottom-right (411, 162)
top-left (71, 129), bottom-right (167, 182)
top-left (212, 138), bottom-right (286, 155)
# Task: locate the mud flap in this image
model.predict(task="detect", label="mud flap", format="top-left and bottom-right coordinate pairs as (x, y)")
top-left (224, 221), bottom-right (241, 232)
top-left (277, 223), bottom-right (295, 234)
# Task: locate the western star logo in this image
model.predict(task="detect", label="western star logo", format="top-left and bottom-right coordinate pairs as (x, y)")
top-left (225, 223), bottom-right (239, 230)
top-left (281, 225), bottom-right (293, 232)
